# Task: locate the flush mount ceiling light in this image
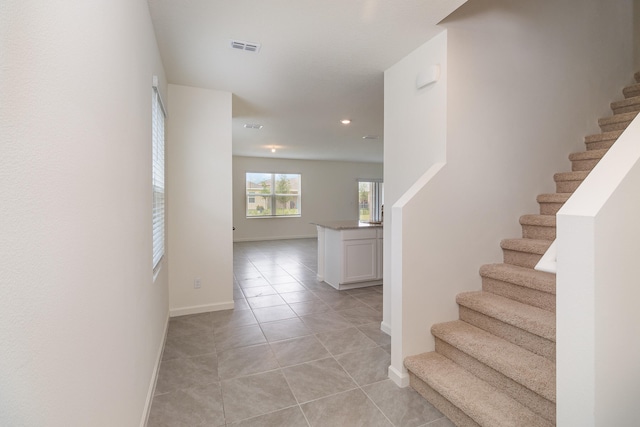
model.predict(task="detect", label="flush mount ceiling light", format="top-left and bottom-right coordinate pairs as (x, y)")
top-left (243, 123), bottom-right (263, 129)
top-left (340, 119), bottom-right (351, 125)
top-left (230, 39), bottom-right (261, 53)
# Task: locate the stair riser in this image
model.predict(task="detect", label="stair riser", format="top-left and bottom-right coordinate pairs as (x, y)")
top-left (586, 139), bottom-right (616, 151)
top-left (521, 225), bottom-right (556, 241)
top-left (613, 103), bottom-right (640, 115)
top-left (435, 339), bottom-right (556, 424)
top-left (458, 307), bottom-right (556, 361)
top-left (538, 202), bottom-right (564, 216)
top-left (555, 179), bottom-right (582, 193)
top-left (571, 158), bottom-right (601, 171)
top-left (503, 249), bottom-right (543, 269)
top-left (600, 120), bottom-right (632, 133)
top-left (482, 277), bottom-right (555, 313)
top-left (409, 373), bottom-right (481, 427)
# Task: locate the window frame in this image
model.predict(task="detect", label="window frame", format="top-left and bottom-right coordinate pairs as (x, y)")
top-left (152, 76), bottom-right (167, 273)
top-left (245, 172), bottom-right (302, 218)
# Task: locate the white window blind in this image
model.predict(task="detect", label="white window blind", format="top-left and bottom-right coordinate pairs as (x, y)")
top-left (152, 76), bottom-right (166, 270)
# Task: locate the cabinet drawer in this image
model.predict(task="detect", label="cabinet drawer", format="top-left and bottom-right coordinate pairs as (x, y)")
top-left (342, 228), bottom-right (377, 240)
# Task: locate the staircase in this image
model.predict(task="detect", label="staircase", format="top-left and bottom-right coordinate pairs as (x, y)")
top-left (403, 72), bottom-right (640, 427)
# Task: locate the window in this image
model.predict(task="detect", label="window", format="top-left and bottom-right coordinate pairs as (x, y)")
top-left (152, 77), bottom-right (166, 270)
top-left (358, 179), bottom-right (383, 222)
top-left (246, 172), bottom-right (301, 218)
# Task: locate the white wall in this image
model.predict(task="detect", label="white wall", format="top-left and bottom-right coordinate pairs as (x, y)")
top-left (385, 0), bottom-right (634, 385)
top-left (557, 116), bottom-right (640, 426)
top-left (167, 84), bottom-right (233, 316)
top-left (0, 1), bottom-right (169, 425)
top-left (232, 156), bottom-right (383, 241)
top-left (383, 29), bottom-right (449, 335)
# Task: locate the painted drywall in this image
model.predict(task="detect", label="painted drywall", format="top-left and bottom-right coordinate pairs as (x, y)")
top-left (167, 84), bottom-right (233, 316)
top-left (0, 0), bottom-right (169, 425)
top-left (383, 29), bottom-right (448, 335)
top-left (384, 0), bottom-right (634, 384)
top-left (557, 116), bottom-right (640, 425)
top-left (232, 156), bottom-right (383, 241)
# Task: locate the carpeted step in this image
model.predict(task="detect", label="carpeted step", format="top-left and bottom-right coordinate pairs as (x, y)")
top-left (584, 130), bottom-right (623, 151)
top-left (457, 291), bottom-right (556, 360)
top-left (536, 192), bottom-right (570, 215)
top-left (405, 352), bottom-right (554, 427)
top-left (623, 82), bottom-right (640, 99)
top-left (569, 148), bottom-right (608, 171)
top-left (554, 170), bottom-right (589, 193)
top-left (598, 111), bottom-right (637, 132)
top-left (611, 96), bottom-right (640, 114)
top-left (519, 214), bottom-right (556, 240)
top-left (432, 321), bottom-right (556, 422)
top-left (501, 238), bottom-right (551, 269)
top-left (480, 263), bottom-right (555, 312)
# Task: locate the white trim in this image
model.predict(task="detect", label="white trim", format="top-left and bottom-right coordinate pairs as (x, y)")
top-left (535, 239), bottom-right (557, 273)
top-left (380, 321), bottom-right (391, 336)
top-left (169, 301), bottom-right (235, 317)
top-left (140, 314), bottom-right (169, 427)
top-left (388, 364), bottom-right (410, 388)
top-left (233, 234), bottom-right (316, 242)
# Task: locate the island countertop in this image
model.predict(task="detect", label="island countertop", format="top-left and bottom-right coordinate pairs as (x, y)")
top-left (311, 220), bottom-right (383, 230)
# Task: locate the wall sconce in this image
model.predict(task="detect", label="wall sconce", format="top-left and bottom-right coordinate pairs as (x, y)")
top-left (416, 65), bottom-right (440, 89)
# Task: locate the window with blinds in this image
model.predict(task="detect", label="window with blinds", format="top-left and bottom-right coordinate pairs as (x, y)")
top-left (358, 179), bottom-right (383, 223)
top-left (152, 77), bottom-right (166, 271)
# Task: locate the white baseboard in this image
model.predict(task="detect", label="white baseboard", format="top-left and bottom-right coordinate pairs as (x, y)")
top-left (389, 365), bottom-right (410, 388)
top-left (140, 314), bottom-right (169, 427)
top-left (169, 301), bottom-right (235, 317)
top-left (233, 234), bottom-right (316, 242)
top-left (380, 321), bottom-right (391, 336)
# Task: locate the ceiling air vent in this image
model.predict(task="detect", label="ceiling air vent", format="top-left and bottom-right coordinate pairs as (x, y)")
top-left (362, 135), bottom-right (379, 140)
top-left (244, 124), bottom-right (263, 129)
top-left (230, 39), bottom-right (261, 53)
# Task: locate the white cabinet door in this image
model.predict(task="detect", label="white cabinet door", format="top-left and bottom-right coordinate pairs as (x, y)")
top-left (343, 239), bottom-right (377, 283)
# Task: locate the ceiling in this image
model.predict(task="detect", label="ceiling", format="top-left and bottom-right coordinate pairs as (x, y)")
top-left (147, 0), bottom-right (466, 163)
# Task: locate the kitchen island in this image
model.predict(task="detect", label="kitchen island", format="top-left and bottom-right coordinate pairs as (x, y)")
top-left (313, 221), bottom-right (383, 290)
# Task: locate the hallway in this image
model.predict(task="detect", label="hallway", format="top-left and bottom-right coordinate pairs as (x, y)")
top-left (148, 239), bottom-right (453, 426)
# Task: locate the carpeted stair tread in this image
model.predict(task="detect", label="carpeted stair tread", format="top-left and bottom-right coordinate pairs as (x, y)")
top-left (431, 321), bottom-right (556, 403)
top-left (623, 83), bottom-right (640, 98)
top-left (611, 96), bottom-right (640, 114)
top-left (568, 149), bottom-right (608, 161)
top-left (519, 215), bottom-right (556, 240)
top-left (598, 111), bottom-right (638, 131)
top-left (519, 214), bottom-right (556, 227)
top-left (553, 170), bottom-right (589, 182)
top-left (457, 291), bottom-right (555, 341)
top-left (405, 352), bottom-right (554, 427)
top-left (480, 263), bottom-right (555, 295)
top-left (536, 193), bottom-right (571, 204)
top-left (500, 238), bottom-right (551, 255)
top-left (584, 130), bottom-right (623, 143)
top-left (554, 171), bottom-right (589, 192)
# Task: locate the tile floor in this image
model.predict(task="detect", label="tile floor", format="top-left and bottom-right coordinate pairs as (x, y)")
top-left (148, 238), bottom-right (453, 427)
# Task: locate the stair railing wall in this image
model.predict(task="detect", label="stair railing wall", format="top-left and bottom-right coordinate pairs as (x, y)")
top-left (556, 114), bottom-right (640, 425)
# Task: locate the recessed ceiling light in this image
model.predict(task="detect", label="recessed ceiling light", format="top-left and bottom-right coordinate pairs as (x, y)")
top-left (244, 123), bottom-right (263, 129)
top-left (271, 147), bottom-right (276, 153)
top-left (340, 119), bottom-right (351, 125)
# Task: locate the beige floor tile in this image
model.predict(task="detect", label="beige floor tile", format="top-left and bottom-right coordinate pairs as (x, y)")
top-left (301, 388), bottom-right (391, 427)
top-left (282, 357), bottom-right (357, 403)
top-left (221, 370), bottom-right (297, 423)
